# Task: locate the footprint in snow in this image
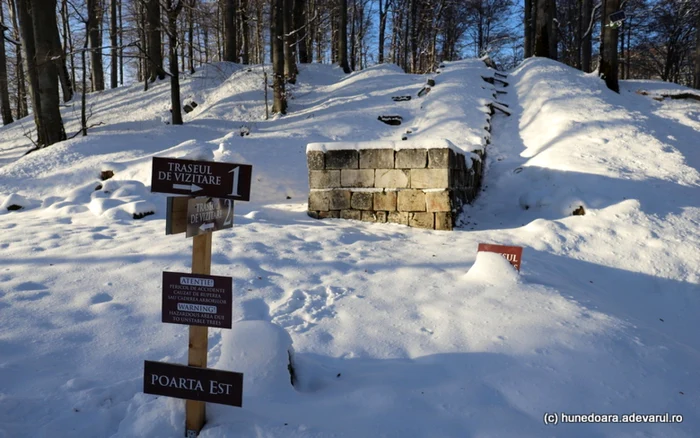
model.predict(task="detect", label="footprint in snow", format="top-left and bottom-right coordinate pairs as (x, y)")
top-left (89, 292), bottom-right (113, 305)
top-left (271, 286), bottom-right (349, 333)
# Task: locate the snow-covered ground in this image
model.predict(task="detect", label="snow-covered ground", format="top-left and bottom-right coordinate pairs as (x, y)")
top-left (0, 58), bottom-right (699, 437)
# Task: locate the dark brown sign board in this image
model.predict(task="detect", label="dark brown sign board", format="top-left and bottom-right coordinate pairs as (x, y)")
top-left (166, 196), bottom-right (189, 235)
top-left (162, 271), bottom-right (233, 329)
top-left (186, 197), bottom-right (233, 238)
top-left (143, 360), bottom-right (243, 407)
top-left (477, 243), bottom-right (524, 271)
top-left (151, 157), bottom-right (252, 201)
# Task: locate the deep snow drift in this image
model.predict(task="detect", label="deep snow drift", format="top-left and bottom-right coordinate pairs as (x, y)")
top-left (0, 58), bottom-right (699, 437)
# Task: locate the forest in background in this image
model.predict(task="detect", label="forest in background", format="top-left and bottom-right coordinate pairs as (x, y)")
top-left (0, 0), bottom-right (698, 148)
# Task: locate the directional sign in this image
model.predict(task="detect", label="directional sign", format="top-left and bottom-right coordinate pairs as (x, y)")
top-left (144, 360), bottom-right (243, 407)
top-left (477, 243), bottom-right (524, 271)
top-left (609, 10), bottom-right (626, 23)
top-left (186, 197), bottom-right (233, 238)
top-left (162, 271), bottom-right (233, 328)
top-left (151, 157), bottom-right (252, 201)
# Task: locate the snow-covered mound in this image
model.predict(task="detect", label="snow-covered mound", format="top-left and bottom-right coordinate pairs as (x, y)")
top-left (0, 58), bottom-right (698, 437)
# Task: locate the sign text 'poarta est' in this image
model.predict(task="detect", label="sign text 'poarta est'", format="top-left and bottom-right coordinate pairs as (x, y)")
top-left (162, 271), bottom-right (233, 328)
top-left (151, 157), bottom-right (252, 201)
top-left (477, 243), bottom-right (524, 271)
top-left (143, 360), bottom-right (243, 407)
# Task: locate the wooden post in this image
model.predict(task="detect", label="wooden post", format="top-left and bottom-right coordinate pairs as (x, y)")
top-left (185, 232), bottom-right (212, 436)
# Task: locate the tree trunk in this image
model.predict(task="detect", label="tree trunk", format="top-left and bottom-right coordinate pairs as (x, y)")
top-left (16, 0), bottom-right (43, 143)
top-left (271, 0), bottom-right (286, 113)
top-left (0, 2), bottom-right (13, 124)
top-left (7, 0), bottom-right (27, 118)
top-left (147, 0), bottom-right (165, 81)
top-left (378, 0), bottom-right (388, 63)
top-left (49, 10), bottom-right (72, 101)
top-left (338, 0), bottom-right (351, 73)
top-left (110, 0), bottom-right (118, 88)
top-left (188, 0), bottom-right (195, 73)
top-left (60, 0), bottom-right (76, 93)
top-left (119, 0), bottom-right (123, 84)
top-left (534, 0), bottom-right (551, 58)
top-left (548, 0), bottom-right (557, 60)
top-left (29, 0), bottom-right (66, 146)
top-left (293, 0), bottom-right (307, 63)
top-left (581, 0), bottom-right (592, 72)
top-left (283, 0), bottom-right (296, 82)
top-left (349, 0), bottom-right (356, 70)
top-left (524, 0), bottom-right (533, 58)
top-left (87, 0), bottom-right (105, 91)
top-left (599, 0), bottom-right (620, 92)
top-left (694, 10), bottom-right (700, 89)
top-left (240, 0), bottom-right (250, 63)
top-left (167, 0), bottom-right (184, 124)
top-left (223, 0), bottom-right (236, 61)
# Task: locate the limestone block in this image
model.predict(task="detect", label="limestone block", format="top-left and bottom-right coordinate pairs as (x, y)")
top-left (361, 211), bottom-right (387, 223)
top-left (351, 192), bottom-right (373, 210)
top-left (434, 212), bottom-right (453, 230)
top-left (307, 151), bottom-right (325, 170)
top-left (319, 210), bottom-right (340, 219)
top-left (341, 169), bottom-right (375, 188)
top-left (375, 169), bottom-right (409, 188)
top-left (428, 148), bottom-right (450, 169)
top-left (329, 190), bottom-right (351, 210)
top-left (326, 150), bottom-right (359, 169)
top-left (409, 212), bottom-right (434, 229)
top-left (373, 191), bottom-right (397, 211)
top-left (410, 169), bottom-right (449, 189)
top-left (308, 191), bottom-right (330, 211)
top-left (397, 190), bottom-right (426, 212)
top-left (387, 211), bottom-right (409, 225)
top-left (309, 170), bottom-right (340, 189)
top-left (340, 209), bottom-right (361, 220)
top-left (396, 149), bottom-right (427, 168)
top-left (426, 191), bottom-right (451, 212)
top-left (360, 149), bottom-right (394, 169)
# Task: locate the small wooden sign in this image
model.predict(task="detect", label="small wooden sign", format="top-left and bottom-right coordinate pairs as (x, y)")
top-left (143, 360), bottom-right (243, 407)
top-left (165, 196), bottom-right (189, 235)
top-left (151, 157), bottom-right (252, 201)
top-left (186, 197), bottom-right (233, 238)
top-left (477, 243), bottom-right (524, 271)
top-left (162, 271), bottom-right (233, 329)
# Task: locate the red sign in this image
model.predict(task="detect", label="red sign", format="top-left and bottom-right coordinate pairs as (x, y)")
top-left (477, 243), bottom-right (523, 271)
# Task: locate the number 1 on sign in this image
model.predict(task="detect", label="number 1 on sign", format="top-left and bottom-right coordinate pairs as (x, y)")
top-left (228, 167), bottom-right (240, 197)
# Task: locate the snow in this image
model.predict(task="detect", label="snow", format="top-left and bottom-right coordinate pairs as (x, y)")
top-left (0, 58), bottom-right (699, 437)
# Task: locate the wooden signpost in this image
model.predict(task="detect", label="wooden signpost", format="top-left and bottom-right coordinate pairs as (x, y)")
top-left (147, 157), bottom-right (252, 437)
top-left (477, 243), bottom-right (524, 271)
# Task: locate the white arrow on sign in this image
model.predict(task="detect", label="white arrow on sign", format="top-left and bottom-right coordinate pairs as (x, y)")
top-left (173, 183), bottom-right (203, 193)
top-left (199, 222), bottom-right (215, 231)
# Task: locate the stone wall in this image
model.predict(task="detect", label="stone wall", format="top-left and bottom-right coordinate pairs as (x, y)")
top-left (306, 145), bottom-right (485, 230)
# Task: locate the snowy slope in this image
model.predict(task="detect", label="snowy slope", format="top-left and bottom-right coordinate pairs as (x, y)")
top-left (0, 58), bottom-right (699, 438)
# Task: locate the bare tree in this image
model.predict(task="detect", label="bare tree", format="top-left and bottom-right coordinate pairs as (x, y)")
top-left (147, 0), bottom-right (165, 81)
top-left (695, 8), bottom-right (700, 89)
top-left (165, 0), bottom-right (184, 124)
top-left (338, 0), bottom-right (351, 72)
top-left (222, 0), bottom-right (236, 61)
top-left (87, 0), bottom-right (105, 90)
top-left (271, 0), bottom-right (286, 113)
top-left (110, 0), bottom-right (118, 88)
top-left (17, 0), bottom-right (65, 146)
top-left (0, 1), bottom-right (14, 125)
top-left (599, 0), bottom-right (620, 92)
